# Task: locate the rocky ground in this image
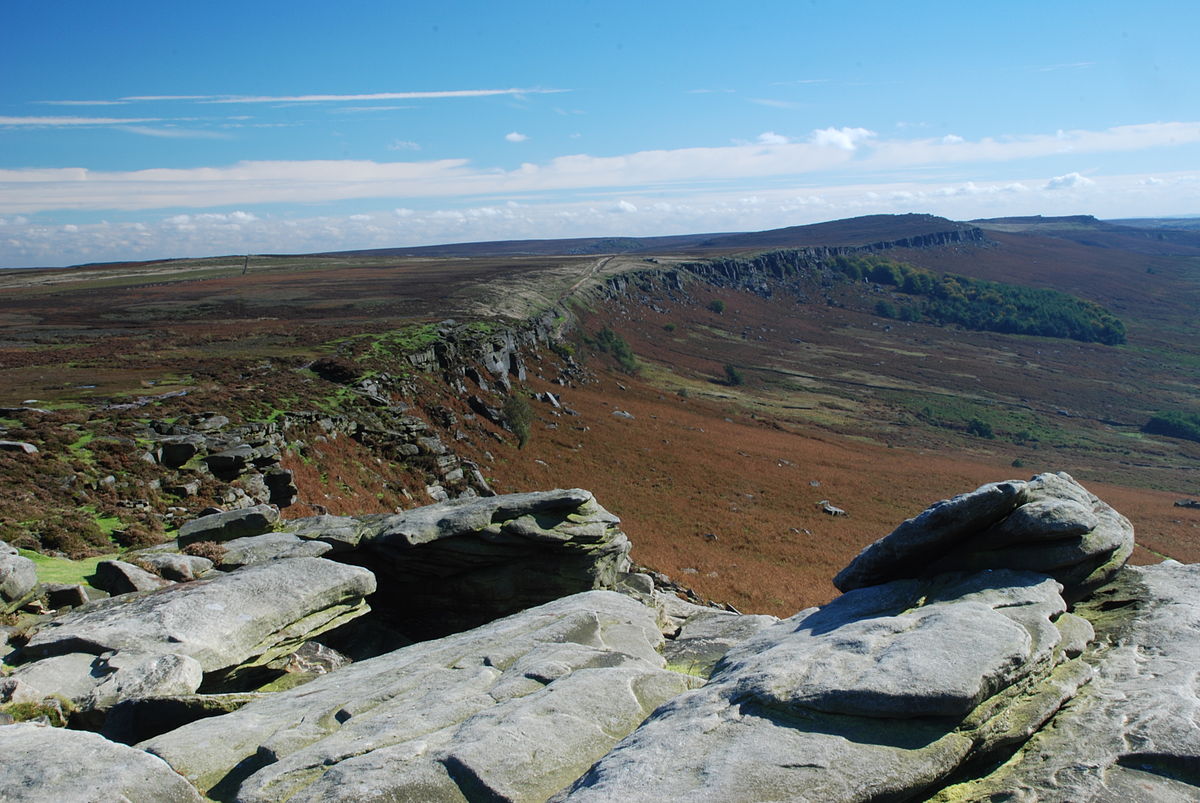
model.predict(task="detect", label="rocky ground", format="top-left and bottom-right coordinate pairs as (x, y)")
top-left (2, 472), bottom-right (1197, 801)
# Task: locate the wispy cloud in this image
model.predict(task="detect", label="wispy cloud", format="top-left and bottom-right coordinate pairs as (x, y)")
top-left (119, 88), bottom-right (566, 104)
top-left (117, 126), bottom-right (234, 140)
top-left (388, 139), bottom-right (422, 151)
top-left (35, 100), bottom-right (130, 107)
top-left (770, 79), bottom-right (829, 86)
top-left (748, 98), bottom-right (801, 109)
top-left (687, 88), bottom-right (736, 94)
top-left (0, 115), bottom-right (160, 126)
top-left (1035, 61), bottom-right (1096, 72)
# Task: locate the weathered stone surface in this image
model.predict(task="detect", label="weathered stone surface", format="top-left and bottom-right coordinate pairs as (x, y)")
top-left (22, 557), bottom-right (375, 675)
top-left (0, 722), bottom-right (204, 802)
top-left (835, 472), bottom-right (1132, 598)
top-left (662, 609), bottom-right (778, 678)
top-left (282, 513), bottom-right (371, 552)
top-left (176, 504), bottom-right (280, 546)
top-left (0, 550), bottom-right (38, 603)
top-left (142, 591), bottom-right (698, 802)
top-left (135, 552), bottom-right (214, 581)
top-left (557, 571), bottom-right (1081, 802)
top-left (0, 439), bottom-right (38, 454)
top-left (92, 559), bottom-right (173, 595)
top-left (217, 532), bottom-right (333, 569)
top-left (932, 561), bottom-right (1200, 801)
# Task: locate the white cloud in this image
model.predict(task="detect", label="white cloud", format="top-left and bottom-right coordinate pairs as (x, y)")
top-left (505, 131), bottom-right (529, 143)
top-left (388, 139), bottom-right (422, 151)
top-left (36, 100), bottom-right (130, 106)
top-left (118, 126), bottom-right (233, 139)
top-left (121, 88), bottom-right (566, 104)
top-left (0, 116), bottom-right (160, 126)
top-left (810, 127), bottom-right (876, 151)
top-left (3, 169), bottom-right (1200, 268)
top-left (757, 131), bottom-right (790, 145)
top-left (942, 134), bottom-right (965, 144)
top-left (3, 122), bottom-right (1199, 219)
top-left (1045, 172), bottom-right (1095, 190)
top-left (749, 98), bottom-right (801, 109)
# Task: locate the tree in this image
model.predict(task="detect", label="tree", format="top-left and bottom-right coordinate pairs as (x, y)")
top-left (503, 394), bottom-right (534, 449)
top-left (707, 299), bottom-right (726, 314)
top-left (723, 364), bottom-right (745, 386)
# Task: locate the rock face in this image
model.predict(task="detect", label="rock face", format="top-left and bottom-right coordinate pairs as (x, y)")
top-left (176, 504), bottom-right (280, 546)
top-left (140, 591), bottom-right (697, 802)
top-left (0, 721), bottom-right (204, 802)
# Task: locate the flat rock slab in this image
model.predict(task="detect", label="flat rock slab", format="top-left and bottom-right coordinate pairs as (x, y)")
top-left (0, 722), bottom-right (203, 802)
top-left (932, 561), bottom-right (1200, 801)
top-left (557, 571), bottom-right (1075, 802)
top-left (141, 590), bottom-right (698, 802)
top-left (217, 532), bottom-right (333, 569)
top-left (22, 557), bottom-right (375, 673)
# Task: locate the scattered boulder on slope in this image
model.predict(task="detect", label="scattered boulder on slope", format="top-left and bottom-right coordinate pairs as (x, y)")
top-left (0, 721), bottom-right (203, 803)
top-left (176, 504), bottom-right (279, 547)
top-left (1, 546), bottom-right (38, 605)
top-left (91, 559), bottom-right (173, 595)
top-left (140, 590), bottom-right (698, 802)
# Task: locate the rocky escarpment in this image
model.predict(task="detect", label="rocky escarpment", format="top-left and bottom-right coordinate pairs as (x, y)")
top-left (3, 472), bottom-right (1197, 802)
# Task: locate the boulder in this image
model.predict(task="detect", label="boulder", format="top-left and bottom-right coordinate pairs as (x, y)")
top-left (1, 550), bottom-right (38, 603)
top-left (0, 440), bottom-right (38, 454)
top-left (141, 591), bottom-right (698, 802)
top-left (92, 559), bottom-right (173, 595)
top-left (834, 472), bottom-right (1132, 599)
top-left (281, 513), bottom-right (372, 552)
top-left (134, 552), bottom-right (213, 581)
top-left (176, 504), bottom-right (279, 546)
top-left (345, 489), bottom-right (634, 639)
top-left (661, 609), bottom-right (778, 679)
top-left (43, 582), bottom-right (90, 609)
top-left (21, 557), bottom-right (375, 679)
top-left (0, 722), bottom-right (203, 802)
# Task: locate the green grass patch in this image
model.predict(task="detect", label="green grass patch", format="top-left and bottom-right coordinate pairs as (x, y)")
top-left (18, 549), bottom-right (116, 586)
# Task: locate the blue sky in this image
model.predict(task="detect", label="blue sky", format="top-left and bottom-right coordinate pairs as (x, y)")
top-left (2, 0), bottom-right (1198, 267)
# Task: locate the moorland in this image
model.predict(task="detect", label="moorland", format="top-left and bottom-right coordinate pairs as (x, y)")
top-left (1, 212), bottom-right (1199, 615)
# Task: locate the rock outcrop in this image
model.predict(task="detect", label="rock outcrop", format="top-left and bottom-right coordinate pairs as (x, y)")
top-left (1, 541), bottom-right (38, 607)
top-left (3, 475), bottom-right (1196, 802)
top-left (140, 591), bottom-right (698, 802)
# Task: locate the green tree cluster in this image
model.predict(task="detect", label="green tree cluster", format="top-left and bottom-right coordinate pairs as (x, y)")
top-left (1143, 410), bottom-right (1200, 443)
top-left (834, 255), bottom-right (1126, 345)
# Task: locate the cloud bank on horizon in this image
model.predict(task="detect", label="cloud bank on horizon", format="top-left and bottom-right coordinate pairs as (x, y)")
top-left (2, 1), bottom-right (1199, 267)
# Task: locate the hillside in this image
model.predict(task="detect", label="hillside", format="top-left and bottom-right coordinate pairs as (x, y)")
top-left (1, 213), bottom-right (1198, 617)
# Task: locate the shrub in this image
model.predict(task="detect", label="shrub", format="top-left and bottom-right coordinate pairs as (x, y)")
top-left (707, 299), bottom-right (726, 314)
top-left (663, 323), bottom-right (676, 332)
top-left (593, 327), bottom-right (639, 374)
top-left (183, 540), bottom-right (227, 564)
top-left (723, 364), bottom-right (745, 386)
top-left (502, 394), bottom-right (534, 449)
top-left (966, 418), bottom-right (996, 439)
